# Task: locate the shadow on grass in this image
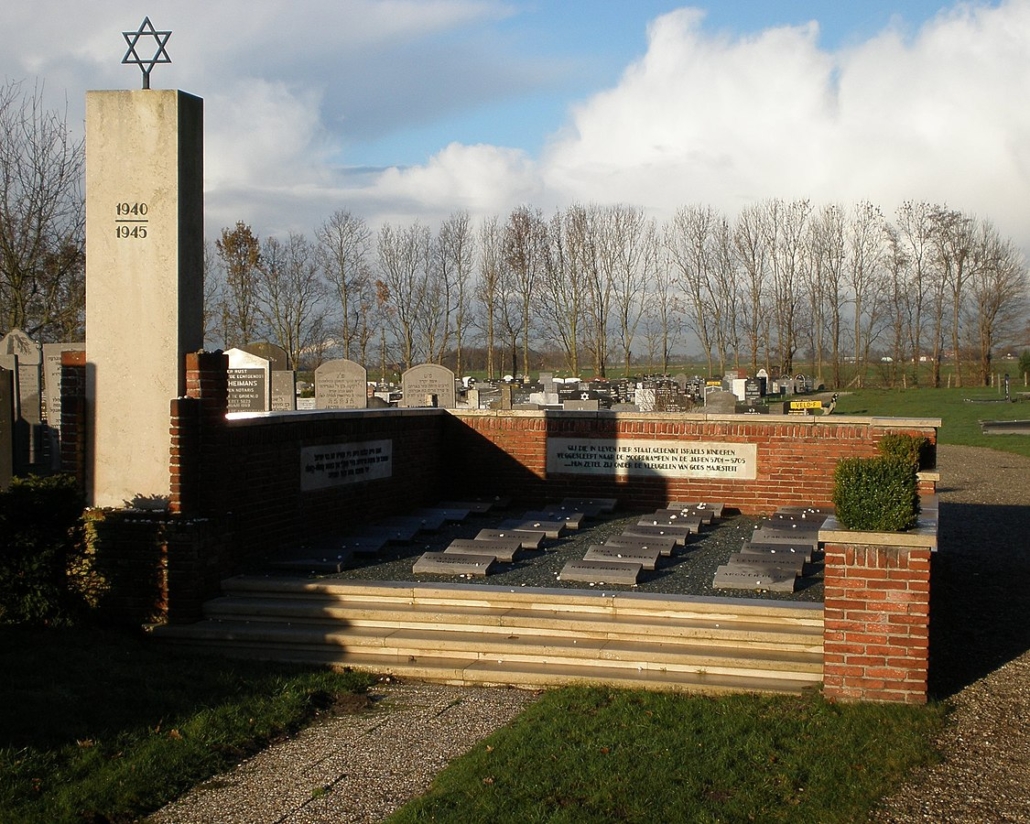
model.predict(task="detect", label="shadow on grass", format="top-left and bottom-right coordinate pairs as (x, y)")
top-left (930, 502), bottom-right (1030, 698)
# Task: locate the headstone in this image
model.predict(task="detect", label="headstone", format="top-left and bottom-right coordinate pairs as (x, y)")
top-left (0, 368), bottom-right (13, 490)
top-left (727, 552), bottom-right (805, 575)
top-left (85, 89), bottom-right (204, 507)
top-left (445, 538), bottom-right (521, 563)
top-left (713, 564), bottom-right (797, 593)
top-left (705, 389), bottom-right (737, 414)
top-left (498, 518), bottom-right (568, 539)
top-left (523, 509), bottom-right (585, 529)
top-left (42, 343), bottom-right (85, 468)
top-left (636, 387), bottom-right (656, 412)
top-left (241, 341), bottom-right (288, 371)
top-left (413, 551), bottom-right (496, 577)
top-left (620, 524), bottom-right (690, 546)
top-left (315, 359), bottom-right (367, 410)
top-left (271, 371), bottom-right (297, 411)
top-left (563, 399), bottom-right (599, 411)
top-left (584, 544), bottom-right (661, 570)
top-left (465, 388), bottom-right (481, 409)
top-left (401, 364), bottom-right (456, 409)
top-left (475, 528), bottom-right (544, 550)
top-left (0, 329), bottom-right (42, 465)
top-left (740, 540), bottom-right (813, 564)
top-left (604, 535), bottom-right (677, 557)
top-left (225, 348), bottom-right (270, 412)
top-left (558, 559), bottom-right (642, 585)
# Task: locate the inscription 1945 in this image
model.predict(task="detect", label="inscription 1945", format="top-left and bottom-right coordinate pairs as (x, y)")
top-left (115, 202), bottom-right (149, 238)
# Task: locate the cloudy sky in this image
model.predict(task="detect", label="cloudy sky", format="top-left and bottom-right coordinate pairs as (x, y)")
top-left (3, 0), bottom-right (1028, 250)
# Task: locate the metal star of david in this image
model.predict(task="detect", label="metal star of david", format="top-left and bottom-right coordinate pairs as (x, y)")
top-left (122, 17), bottom-right (172, 90)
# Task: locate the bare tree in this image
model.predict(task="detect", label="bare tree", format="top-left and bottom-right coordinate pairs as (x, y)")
top-left (931, 206), bottom-right (974, 386)
top-left (666, 205), bottom-right (718, 375)
top-left (765, 199), bottom-right (812, 377)
top-left (377, 221), bottom-right (431, 370)
top-left (846, 202), bottom-right (887, 387)
top-left (0, 79), bottom-right (85, 341)
top-left (258, 233), bottom-right (327, 369)
top-left (216, 221), bottom-right (263, 347)
top-left (894, 201), bottom-right (936, 380)
top-left (476, 216), bottom-right (505, 380)
top-left (538, 207), bottom-right (585, 374)
top-left (733, 204), bottom-right (770, 375)
top-left (503, 205), bottom-right (547, 378)
top-left (316, 210), bottom-right (372, 361)
top-left (436, 211), bottom-right (475, 375)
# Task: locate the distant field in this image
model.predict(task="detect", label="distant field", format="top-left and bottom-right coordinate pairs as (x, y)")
top-left (833, 387), bottom-right (1030, 458)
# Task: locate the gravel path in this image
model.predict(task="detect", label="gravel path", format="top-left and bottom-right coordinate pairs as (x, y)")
top-left (152, 445), bottom-right (1030, 823)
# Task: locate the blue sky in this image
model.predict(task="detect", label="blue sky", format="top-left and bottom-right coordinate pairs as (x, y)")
top-left (1, 1), bottom-right (1026, 252)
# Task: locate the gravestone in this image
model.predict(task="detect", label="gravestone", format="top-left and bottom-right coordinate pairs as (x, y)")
top-left (713, 564), bottom-right (796, 593)
top-left (0, 329), bottom-right (42, 465)
top-left (401, 364), bottom-right (456, 409)
top-left (0, 368), bottom-right (13, 490)
top-left (315, 359), bottom-right (368, 410)
top-left (475, 528), bottom-right (544, 550)
top-left (445, 538), bottom-right (521, 563)
top-left (225, 348), bottom-right (270, 413)
top-left (270, 371), bottom-right (296, 411)
top-left (621, 524), bottom-right (689, 546)
top-left (85, 89), bottom-right (204, 507)
top-left (705, 389), bottom-right (737, 414)
top-left (241, 341), bottom-right (288, 371)
top-left (584, 545), bottom-right (661, 571)
top-left (604, 535), bottom-right (677, 557)
top-left (558, 559), bottom-right (642, 585)
top-left (413, 551), bottom-right (496, 577)
top-left (42, 343), bottom-right (85, 468)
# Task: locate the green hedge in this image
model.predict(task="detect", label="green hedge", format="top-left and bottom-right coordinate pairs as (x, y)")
top-left (832, 456), bottom-right (919, 532)
top-left (0, 475), bottom-right (86, 626)
top-left (877, 433), bottom-right (933, 470)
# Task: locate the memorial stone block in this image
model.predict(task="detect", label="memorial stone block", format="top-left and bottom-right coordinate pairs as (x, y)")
top-left (0, 368), bottom-right (13, 490)
top-left (413, 551), bottom-right (495, 576)
top-left (225, 348), bottom-right (270, 412)
top-left (728, 551), bottom-right (805, 575)
top-left (713, 565), bottom-right (796, 592)
top-left (476, 528), bottom-right (544, 550)
top-left (621, 524), bottom-right (690, 546)
top-left (271, 371), bottom-right (296, 411)
top-left (584, 544), bottom-right (661, 570)
top-left (315, 359), bottom-right (367, 410)
top-left (446, 538), bottom-right (521, 563)
top-left (499, 518), bottom-right (568, 539)
top-left (1, 329), bottom-right (42, 465)
top-left (401, 364), bottom-right (456, 408)
top-left (559, 559), bottom-right (642, 585)
top-left (705, 389), bottom-right (737, 414)
top-left (604, 535), bottom-right (677, 557)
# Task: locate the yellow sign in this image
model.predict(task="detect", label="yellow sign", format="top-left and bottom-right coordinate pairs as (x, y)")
top-left (789, 400), bottom-right (823, 410)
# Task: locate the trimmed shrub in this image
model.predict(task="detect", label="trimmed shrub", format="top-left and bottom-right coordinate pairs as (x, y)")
top-left (0, 474), bottom-right (86, 626)
top-left (878, 433), bottom-right (933, 470)
top-left (832, 456), bottom-right (919, 532)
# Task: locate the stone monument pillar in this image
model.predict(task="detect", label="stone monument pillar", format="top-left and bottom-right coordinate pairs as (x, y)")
top-left (85, 90), bottom-right (204, 507)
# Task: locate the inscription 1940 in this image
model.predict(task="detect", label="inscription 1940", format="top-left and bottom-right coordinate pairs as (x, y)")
top-left (115, 202), bottom-right (149, 238)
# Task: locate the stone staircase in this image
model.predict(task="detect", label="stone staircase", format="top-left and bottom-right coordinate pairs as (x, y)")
top-left (153, 577), bottom-right (825, 696)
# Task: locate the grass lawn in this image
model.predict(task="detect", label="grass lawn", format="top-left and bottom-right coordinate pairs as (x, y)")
top-left (833, 386), bottom-right (1030, 458)
top-left (388, 687), bottom-right (945, 824)
top-left (0, 626), bottom-right (374, 824)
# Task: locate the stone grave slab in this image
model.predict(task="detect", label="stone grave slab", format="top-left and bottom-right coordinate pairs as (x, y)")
top-left (558, 559), bottom-right (642, 585)
top-left (666, 502), bottom-right (725, 522)
top-left (225, 347), bottom-right (271, 412)
top-left (776, 505), bottom-right (834, 516)
top-left (414, 506), bottom-right (470, 523)
top-left (401, 364), bottom-right (456, 409)
top-left (728, 551), bottom-right (805, 575)
top-left (637, 514), bottom-right (703, 532)
top-left (271, 371), bottom-right (297, 411)
top-left (740, 540), bottom-right (812, 564)
top-left (499, 518), bottom-right (568, 540)
top-left (650, 510), bottom-right (708, 527)
top-left (523, 509), bottom-right (585, 529)
top-left (272, 551), bottom-right (353, 573)
top-left (335, 534), bottom-right (390, 555)
top-left (445, 538), bottom-right (521, 563)
top-left (377, 513), bottom-right (445, 532)
top-left (562, 497), bottom-right (617, 514)
top-left (413, 551), bottom-right (495, 577)
top-left (713, 565), bottom-right (797, 593)
top-left (436, 500), bottom-right (495, 515)
top-left (605, 535), bottom-right (678, 557)
top-left (360, 524), bottom-right (419, 543)
top-left (750, 528), bottom-right (819, 552)
top-left (621, 524), bottom-right (691, 545)
top-left (584, 544), bottom-right (661, 570)
top-left (757, 517), bottom-right (823, 534)
top-left (476, 528), bottom-right (545, 550)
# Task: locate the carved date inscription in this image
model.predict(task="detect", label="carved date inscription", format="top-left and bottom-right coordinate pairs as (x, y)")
top-left (115, 202), bottom-right (149, 238)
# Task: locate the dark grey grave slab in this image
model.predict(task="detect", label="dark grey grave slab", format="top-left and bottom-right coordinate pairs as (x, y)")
top-left (499, 518), bottom-right (568, 540)
top-left (437, 500), bottom-right (495, 515)
top-left (414, 506), bottom-right (470, 523)
top-left (750, 528), bottom-right (819, 551)
top-left (740, 540), bottom-right (813, 564)
top-left (713, 565), bottom-right (797, 593)
top-left (241, 341), bottom-right (289, 372)
top-left (445, 538), bottom-right (521, 563)
top-left (775, 505), bottom-right (834, 517)
top-left (621, 524), bottom-right (691, 546)
top-left (545, 502), bottom-right (598, 519)
top-left (728, 551), bottom-right (805, 575)
top-left (335, 535), bottom-right (389, 555)
top-left (377, 513), bottom-right (445, 532)
top-left (476, 528), bottom-right (545, 550)
top-left (559, 559), bottom-right (642, 585)
top-left (523, 509), bottom-right (585, 529)
top-left (272, 553), bottom-right (353, 573)
top-left (666, 501), bottom-right (725, 521)
top-left (605, 535), bottom-right (678, 557)
top-left (651, 510), bottom-right (708, 527)
top-left (637, 514), bottom-right (703, 532)
top-left (758, 517), bottom-right (823, 533)
top-left (360, 524), bottom-right (419, 543)
top-left (584, 544), bottom-right (661, 571)
top-left (766, 511), bottom-right (829, 528)
top-left (562, 497), bottom-right (617, 514)
top-left (413, 551), bottom-right (495, 577)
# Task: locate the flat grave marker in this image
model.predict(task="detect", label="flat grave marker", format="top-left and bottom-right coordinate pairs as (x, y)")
top-left (437, 500), bottom-right (496, 515)
top-left (637, 514), bottom-right (703, 532)
top-left (750, 528), bottom-right (819, 552)
top-left (562, 497), bottom-right (617, 514)
top-left (377, 513), bottom-right (446, 532)
top-left (415, 506), bottom-right (471, 522)
top-left (523, 509), bottom-right (585, 529)
top-left (360, 523), bottom-right (419, 543)
top-left (499, 518), bottom-right (568, 539)
top-left (740, 540), bottom-right (813, 564)
top-left (713, 565), bottom-right (797, 593)
top-left (445, 538), bottom-right (521, 563)
top-left (335, 534), bottom-right (389, 555)
top-left (559, 559), bottom-right (642, 585)
top-left (621, 524), bottom-right (692, 545)
top-left (413, 551), bottom-right (495, 577)
top-left (584, 545), bottom-right (661, 570)
top-left (727, 551), bottom-right (805, 575)
top-left (604, 535), bottom-right (678, 557)
top-left (666, 502), bottom-right (725, 522)
top-left (476, 528), bottom-right (545, 550)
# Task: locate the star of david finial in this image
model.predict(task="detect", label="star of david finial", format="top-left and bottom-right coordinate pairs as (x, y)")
top-left (122, 17), bottom-right (172, 90)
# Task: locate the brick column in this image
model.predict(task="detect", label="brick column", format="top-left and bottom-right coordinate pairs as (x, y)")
top-left (170, 352), bottom-right (228, 515)
top-left (60, 349), bottom-right (88, 488)
top-left (821, 528), bottom-right (934, 704)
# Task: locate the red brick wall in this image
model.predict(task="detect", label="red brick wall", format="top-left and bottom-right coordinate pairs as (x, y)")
top-left (822, 542), bottom-right (932, 704)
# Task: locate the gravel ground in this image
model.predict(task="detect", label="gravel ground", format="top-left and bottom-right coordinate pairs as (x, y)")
top-left (154, 444), bottom-right (1030, 823)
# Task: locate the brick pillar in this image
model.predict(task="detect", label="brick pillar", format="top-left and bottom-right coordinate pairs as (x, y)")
top-left (170, 352), bottom-right (228, 515)
top-left (60, 349), bottom-right (88, 488)
top-left (822, 540), bottom-right (932, 704)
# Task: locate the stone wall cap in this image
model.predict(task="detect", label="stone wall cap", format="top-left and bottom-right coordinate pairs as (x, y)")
top-left (819, 515), bottom-right (938, 549)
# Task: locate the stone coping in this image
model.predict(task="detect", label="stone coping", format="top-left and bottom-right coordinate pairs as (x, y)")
top-left (818, 515), bottom-right (938, 550)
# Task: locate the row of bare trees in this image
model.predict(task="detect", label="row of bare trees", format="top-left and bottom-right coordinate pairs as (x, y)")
top-left (207, 199), bottom-right (1028, 387)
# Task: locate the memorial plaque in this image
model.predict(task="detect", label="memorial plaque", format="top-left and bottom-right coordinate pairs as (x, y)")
top-left (337, 534), bottom-right (389, 555)
top-left (750, 528), bottom-right (819, 551)
top-left (415, 506), bottom-right (471, 522)
top-left (498, 518), bottom-right (568, 540)
top-left (476, 528), bottom-right (544, 550)
top-left (524, 509), bottom-right (585, 529)
top-left (728, 551), bottom-right (805, 575)
top-left (445, 538), bottom-right (520, 563)
top-left (621, 524), bottom-right (690, 546)
top-left (225, 348), bottom-right (270, 412)
top-left (559, 559), bottom-right (642, 585)
top-left (401, 364), bottom-right (456, 408)
top-left (604, 535), bottom-right (677, 557)
top-left (548, 438), bottom-right (756, 480)
top-left (667, 501), bottom-right (725, 521)
top-left (413, 551), bottom-right (495, 576)
top-left (740, 540), bottom-right (812, 564)
top-left (0, 329), bottom-right (42, 426)
top-left (315, 359), bottom-right (367, 410)
top-left (713, 564), bottom-right (796, 592)
top-left (563, 497), bottom-right (617, 514)
top-left (437, 500), bottom-right (494, 514)
top-left (377, 513), bottom-right (445, 532)
top-left (271, 371), bottom-right (296, 411)
top-left (584, 544), bottom-right (661, 570)
top-left (300, 439), bottom-right (392, 491)
top-left (42, 342), bottom-right (84, 426)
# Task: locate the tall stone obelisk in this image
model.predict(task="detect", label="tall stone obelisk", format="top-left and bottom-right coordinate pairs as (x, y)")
top-left (84, 89), bottom-right (204, 507)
